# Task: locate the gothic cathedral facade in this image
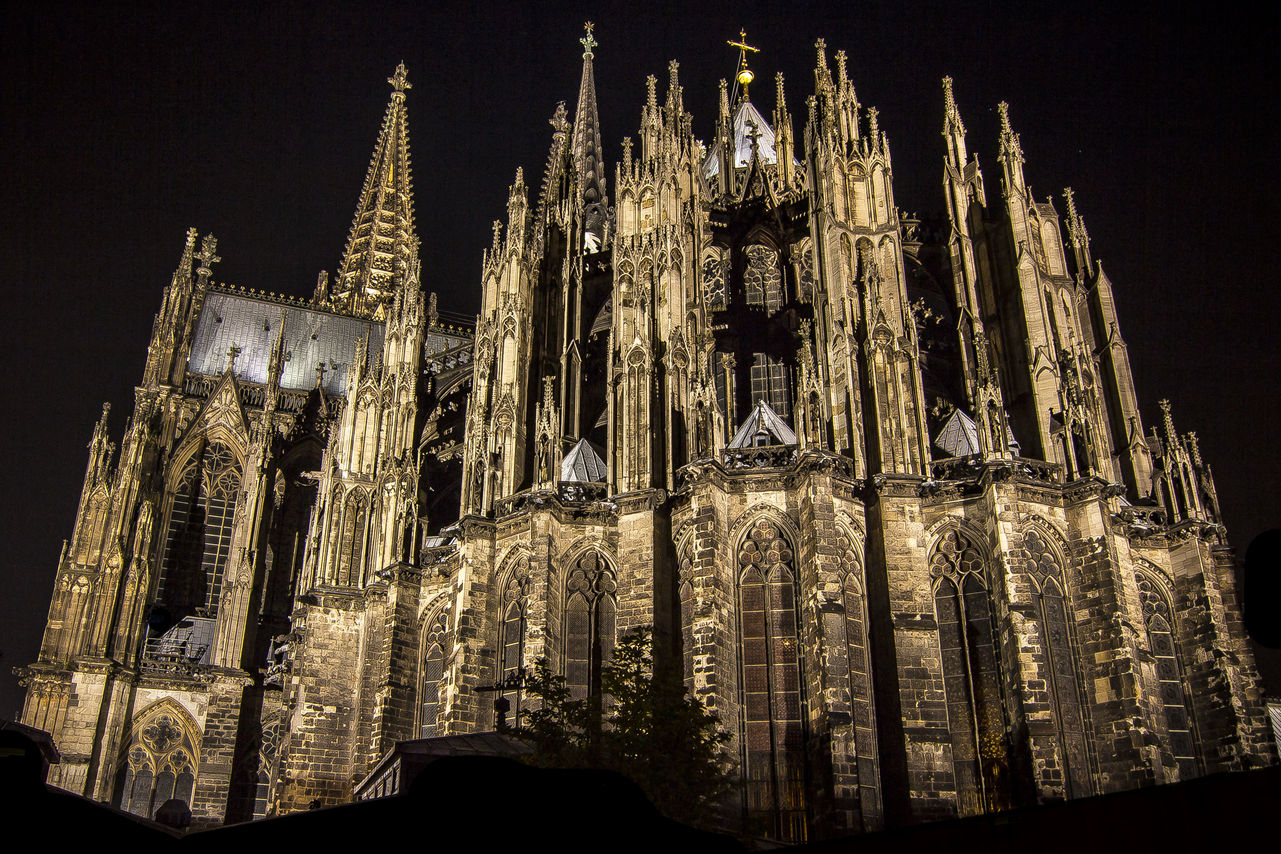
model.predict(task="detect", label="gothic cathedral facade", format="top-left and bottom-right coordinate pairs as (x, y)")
top-left (20, 31), bottom-right (1273, 842)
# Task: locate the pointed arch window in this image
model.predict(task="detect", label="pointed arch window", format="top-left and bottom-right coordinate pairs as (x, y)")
top-left (703, 251), bottom-right (727, 311)
top-left (117, 702), bottom-right (200, 819)
top-left (744, 244), bottom-right (783, 312)
top-left (157, 441), bottom-right (241, 620)
top-left (679, 541), bottom-right (696, 694)
top-left (564, 553), bottom-right (617, 700)
top-left (498, 557), bottom-right (530, 719)
top-left (1137, 573), bottom-right (1199, 779)
top-left (1024, 529), bottom-right (1091, 797)
top-left (930, 529), bottom-right (1008, 815)
top-left (819, 531), bottom-right (881, 828)
top-left (419, 607), bottom-right (450, 738)
top-left (738, 519), bottom-right (807, 842)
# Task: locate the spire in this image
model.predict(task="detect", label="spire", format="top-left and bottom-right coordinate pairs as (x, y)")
top-left (1062, 187), bottom-right (1093, 272)
top-left (333, 63), bottom-right (417, 318)
top-left (942, 76), bottom-right (968, 167)
top-left (997, 100), bottom-right (1026, 193)
top-left (572, 22), bottom-right (608, 245)
top-left (727, 30), bottom-right (759, 103)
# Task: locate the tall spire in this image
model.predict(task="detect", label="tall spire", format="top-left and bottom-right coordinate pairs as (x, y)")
top-left (332, 63), bottom-right (417, 318)
top-left (572, 22), bottom-right (608, 247)
top-left (997, 100), bottom-right (1026, 193)
top-left (941, 76), bottom-right (968, 168)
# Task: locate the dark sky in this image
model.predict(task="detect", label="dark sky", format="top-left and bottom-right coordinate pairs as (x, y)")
top-left (2, 1), bottom-right (1277, 716)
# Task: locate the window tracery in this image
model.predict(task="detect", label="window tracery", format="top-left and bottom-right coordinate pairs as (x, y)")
top-left (498, 556), bottom-right (530, 718)
top-left (157, 441), bottom-right (241, 620)
top-left (738, 519), bottom-right (807, 842)
top-left (929, 529), bottom-right (1008, 814)
top-left (418, 607), bottom-right (450, 737)
top-left (118, 702), bottom-right (199, 819)
top-left (744, 244), bottom-right (783, 312)
top-left (1136, 572), bottom-right (1198, 779)
top-left (564, 552), bottom-right (616, 700)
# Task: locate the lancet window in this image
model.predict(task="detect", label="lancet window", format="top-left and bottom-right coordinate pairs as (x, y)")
top-left (738, 519), bottom-right (807, 842)
top-left (744, 244), bottom-right (783, 312)
top-left (118, 701), bottom-right (199, 819)
top-left (1136, 571), bottom-right (1199, 779)
top-left (930, 529), bottom-right (1008, 814)
top-left (418, 606), bottom-right (450, 737)
top-left (498, 556), bottom-right (530, 721)
top-left (564, 552), bottom-right (617, 700)
top-left (749, 354), bottom-right (792, 420)
top-left (157, 441), bottom-right (241, 620)
top-left (819, 530), bottom-right (880, 827)
top-left (1023, 529), bottom-right (1091, 796)
top-left (679, 540), bottom-right (696, 694)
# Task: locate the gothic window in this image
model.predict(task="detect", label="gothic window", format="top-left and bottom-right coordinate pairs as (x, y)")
top-left (930, 529), bottom-right (1008, 815)
top-left (794, 243), bottom-right (816, 303)
top-left (744, 244), bottom-right (783, 312)
top-left (1023, 529), bottom-right (1091, 797)
top-left (564, 552), bottom-right (617, 700)
top-left (498, 557), bottom-right (530, 720)
top-left (750, 354), bottom-right (792, 420)
top-left (157, 442), bottom-right (241, 620)
top-left (1137, 573), bottom-right (1199, 779)
top-left (703, 253), bottom-right (727, 311)
top-left (679, 542), bottom-right (696, 694)
top-left (819, 531), bottom-right (881, 828)
top-left (118, 701), bottom-right (200, 819)
top-left (738, 519), bottom-right (807, 843)
top-left (418, 607), bottom-right (450, 738)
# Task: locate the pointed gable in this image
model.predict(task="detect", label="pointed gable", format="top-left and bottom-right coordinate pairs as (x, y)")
top-left (561, 439), bottom-right (607, 483)
top-left (728, 400), bottom-right (798, 448)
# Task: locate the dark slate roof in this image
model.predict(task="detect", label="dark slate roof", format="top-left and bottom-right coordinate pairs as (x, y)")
top-left (934, 409), bottom-right (981, 458)
top-left (561, 438), bottom-right (607, 482)
top-left (728, 400), bottom-right (798, 448)
top-left (188, 290), bottom-right (383, 395)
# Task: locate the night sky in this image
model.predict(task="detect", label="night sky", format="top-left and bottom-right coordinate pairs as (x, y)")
top-left (2, 1), bottom-right (1277, 717)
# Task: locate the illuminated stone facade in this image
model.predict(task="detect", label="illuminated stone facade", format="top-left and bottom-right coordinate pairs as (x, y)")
top-left (20, 31), bottom-right (1273, 842)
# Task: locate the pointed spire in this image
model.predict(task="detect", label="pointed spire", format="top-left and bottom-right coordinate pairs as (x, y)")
top-left (333, 64), bottom-right (417, 317)
top-left (172, 228), bottom-right (197, 289)
top-left (571, 22), bottom-right (609, 243)
top-left (997, 100), bottom-right (1026, 193)
top-left (941, 76), bottom-right (969, 170)
top-left (1062, 187), bottom-right (1093, 271)
top-left (1158, 398), bottom-right (1178, 447)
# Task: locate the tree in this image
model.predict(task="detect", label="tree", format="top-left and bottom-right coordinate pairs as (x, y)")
top-left (513, 626), bottom-right (735, 829)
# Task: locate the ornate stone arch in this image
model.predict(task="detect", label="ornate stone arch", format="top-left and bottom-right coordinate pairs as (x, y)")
top-left (560, 548), bottom-right (617, 700)
top-left (417, 598), bottom-right (452, 738)
top-left (735, 514), bottom-right (808, 840)
top-left (927, 524), bottom-right (1010, 815)
top-left (1017, 518), bottom-right (1093, 796)
top-left (118, 697), bottom-right (201, 818)
top-left (1133, 562), bottom-right (1200, 779)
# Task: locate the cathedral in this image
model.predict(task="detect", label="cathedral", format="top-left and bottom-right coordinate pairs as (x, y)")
top-left (18, 26), bottom-right (1274, 843)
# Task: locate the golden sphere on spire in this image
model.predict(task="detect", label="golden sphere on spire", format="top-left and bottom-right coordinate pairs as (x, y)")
top-left (737, 67), bottom-right (754, 87)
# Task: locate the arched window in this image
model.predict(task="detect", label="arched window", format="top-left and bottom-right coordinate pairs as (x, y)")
top-left (118, 701), bottom-right (200, 819)
top-left (819, 530), bottom-right (881, 828)
top-left (157, 441), bottom-right (241, 620)
top-left (1024, 529), bottom-right (1091, 797)
top-left (564, 553), bottom-right (617, 700)
top-left (738, 519), bottom-right (807, 842)
top-left (1137, 572), bottom-right (1199, 779)
top-left (418, 607), bottom-right (450, 737)
top-left (498, 557), bottom-right (530, 721)
top-left (930, 529), bottom-right (1008, 815)
top-left (703, 251), bottom-right (727, 311)
top-left (679, 541), bottom-right (696, 694)
top-left (744, 244), bottom-right (783, 312)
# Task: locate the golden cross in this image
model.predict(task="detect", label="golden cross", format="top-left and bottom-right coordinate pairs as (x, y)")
top-left (727, 30), bottom-right (759, 56)
top-left (727, 30), bottom-right (759, 94)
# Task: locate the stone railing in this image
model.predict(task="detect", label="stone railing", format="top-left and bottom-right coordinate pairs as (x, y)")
top-left (139, 637), bottom-right (209, 679)
top-left (929, 455), bottom-right (1062, 485)
top-left (557, 481), bottom-right (608, 503)
top-left (722, 444), bottom-right (798, 470)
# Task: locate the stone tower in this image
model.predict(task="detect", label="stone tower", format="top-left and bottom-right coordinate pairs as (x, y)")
top-left (20, 29), bottom-right (1272, 843)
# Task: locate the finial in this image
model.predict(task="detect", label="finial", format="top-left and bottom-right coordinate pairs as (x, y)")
top-left (728, 30), bottom-right (759, 97)
top-left (668, 59), bottom-right (680, 94)
top-left (775, 72), bottom-right (786, 110)
top-left (718, 79), bottom-right (730, 117)
top-left (195, 234), bottom-right (221, 275)
top-left (185, 227), bottom-right (198, 248)
top-left (550, 101), bottom-right (569, 135)
top-left (835, 50), bottom-right (848, 83)
top-left (491, 219), bottom-right (503, 250)
top-left (998, 101), bottom-right (1013, 135)
top-left (815, 38), bottom-right (827, 64)
top-left (388, 63), bottom-right (411, 97)
top-left (621, 136), bottom-right (633, 171)
top-left (226, 345), bottom-right (242, 374)
top-left (580, 21), bottom-right (597, 58)
top-left (745, 118), bottom-right (762, 157)
top-left (315, 361), bottom-right (327, 389)
top-left (646, 74), bottom-right (658, 110)
top-left (1063, 186), bottom-right (1077, 219)
top-left (1187, 432), bottom-right (1203, 467)
top-left (867, 106), bottom-right (879, 141)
